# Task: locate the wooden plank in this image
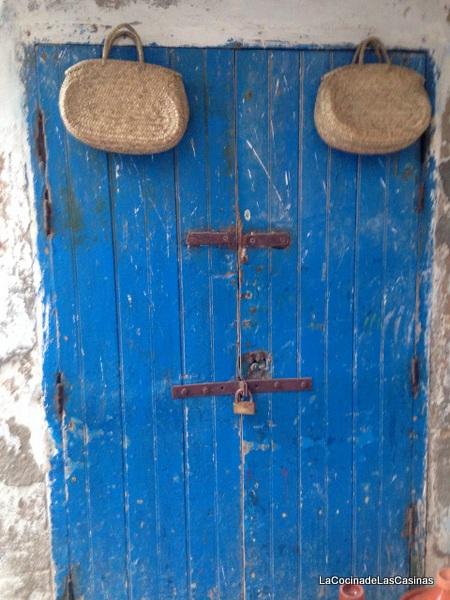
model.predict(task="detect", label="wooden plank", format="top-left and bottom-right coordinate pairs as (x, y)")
top-left (173, 46), bottom-right (216, 599)
top-left (325, 49), bottom-right (358, 590)
top-left (411, 53), bottom-right (434, 576)
top-left (236, 48), bottom-right (272, 599)
top-left (352, 150), bottom-right (388, 588)
top-left (265, 49), bottom-right (301, 599)
top-left (36, 45), bottom-right (98, 598)
top-left (173, 47), bottom-right (241, 599)
top-left (352, 51), bottom-right (425, 600)
top-left (205, 48), bottom-right (242, 599)
top-left (376, 51), bottom-right (425, 600)
top-left (107, 43), bottom-right (190, 600)
top-left (298, 49), bottom-right (330, 600)
top-left (352, 42), bottom-right (398, 593)
top-left (58, 44), bottom-right (129, 598)
top-left (31, 45), bottom-right (70, 598)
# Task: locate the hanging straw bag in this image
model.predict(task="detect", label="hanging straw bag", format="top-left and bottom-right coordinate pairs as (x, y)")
top-left (314, 37), bottom-right (431, 154)
top-left (59, 23), bottom-right (189, 154)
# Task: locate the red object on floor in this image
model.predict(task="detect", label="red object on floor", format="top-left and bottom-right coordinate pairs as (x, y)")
top-left (401, 569), bottom-right (450, 600)
top-left (340, 584), bottom-right (365, 600)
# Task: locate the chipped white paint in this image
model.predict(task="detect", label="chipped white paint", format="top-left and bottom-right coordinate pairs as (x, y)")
top-left (0, 0), bottom-right (449, 597)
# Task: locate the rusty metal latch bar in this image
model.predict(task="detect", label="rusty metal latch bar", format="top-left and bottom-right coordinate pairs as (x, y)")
top-left (172, 377), bottom-right (312, 399)
top-left (186, 230), bottom-right (291, 250)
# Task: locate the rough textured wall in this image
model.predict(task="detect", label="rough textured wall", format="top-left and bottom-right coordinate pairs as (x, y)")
top-left (427, 89), bottom-right (450, 575)
top-left (0, 1), bottom-right (448, 598)
top-left (0, 11), bottom-right (54, 598)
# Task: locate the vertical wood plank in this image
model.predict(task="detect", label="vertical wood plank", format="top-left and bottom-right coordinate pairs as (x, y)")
top-left (411, 54), bottom-right (434, 576)
top-left (325, 49), bottom-right (358, 594)
top-left (296, 50), bottom-right (305, 600)
top-left (206, 48), bottom-right (243, 600)
top-left (376, 51), bottom-right (425, 600)
top-left (236, 48), bottom-right (272, 600)
top-left (107, 43), bottom-right (190, 600)
top-left (173, 47), bottom-right (215, 599)
top-left (61, 44), bottom-right (130, 599)
top-left (266, 49), bottom-right (301, 599)
top-left (142, 46), bottom-right (189, 600)
top-left (353, 51), bottom-right (426, 600)
top-left (39, 44), bottom-right (130, 598)
top-left (352, 151), bottom-right (388, 589)
top-left (33, 45), bottom-right (71, 598)
top-left (37, 45), bottom-right (97, 599)
top-left (108, 148), bottom-right (157, 600)
top-left (298, 50), bottom-right (331, 600)
top-left (352, 42), bottom-right (397, 595)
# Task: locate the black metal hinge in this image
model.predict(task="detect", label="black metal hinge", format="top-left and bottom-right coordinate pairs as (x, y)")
top-left (36, 108), bottom-right (47, 171)
top-left (36, 107), bottom-right (53, 237)
top-left (411, 356), bottom-right (420, 398)
top-left (55, 372), bottom-right (66, 420)
top-left (43, 186), bottom-right (52, 237)
top-left (60, 567), bottom-right (75, 600)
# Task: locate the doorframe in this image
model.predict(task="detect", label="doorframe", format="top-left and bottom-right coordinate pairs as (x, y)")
top-left (23, 43), bottom-right (436, 599)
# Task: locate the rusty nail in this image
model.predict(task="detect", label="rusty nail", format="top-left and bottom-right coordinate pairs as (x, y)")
top-left (181, 387), bottom-right (188, 397)
top-left (249, 236), bottom-right (256, 245)
top-left (202, 386), bottom-right (208, 394)
top-left (273, 381), bottom-right (280, 389)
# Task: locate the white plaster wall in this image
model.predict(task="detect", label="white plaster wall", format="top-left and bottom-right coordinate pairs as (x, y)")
top-left (0, 1), bottom-right (448, 598)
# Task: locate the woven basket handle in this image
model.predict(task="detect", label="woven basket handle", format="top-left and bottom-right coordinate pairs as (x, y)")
top-left (352, 37), bottom-right (391, 65)
top-left (102, 23), bottom-right (144, 64)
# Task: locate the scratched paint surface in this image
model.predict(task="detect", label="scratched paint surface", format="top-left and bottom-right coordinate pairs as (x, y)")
top-left (31, 46), bottom-right (429, 599)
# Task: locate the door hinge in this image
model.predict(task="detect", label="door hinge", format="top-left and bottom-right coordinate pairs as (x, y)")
top-left (36, 107), bottom-right (47, 171)
top-left (61, 568), bottom-right (75, 600)
top-left (36, 107), bottom-right (53, 237)
top-left (44, 185), bottom-right (52, 237)
top-left (402, 503), bottom-right (417, 549)
top-left (55, 372), bottom-right (66, 420)
top-left (411, 356), bottom-right (420, 397)
top-left (415, 183), bottom-right (425, 213)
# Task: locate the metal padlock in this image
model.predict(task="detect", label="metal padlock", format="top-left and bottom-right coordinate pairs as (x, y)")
top-left (233, 383), bottom-right (256, 415)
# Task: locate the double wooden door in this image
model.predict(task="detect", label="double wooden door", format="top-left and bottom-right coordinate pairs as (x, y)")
top-left (31, 44), bottom-right (429, 599)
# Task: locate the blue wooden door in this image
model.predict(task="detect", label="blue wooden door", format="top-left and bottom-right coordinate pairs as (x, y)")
top-left (30, 45), bottom-right (430, 600)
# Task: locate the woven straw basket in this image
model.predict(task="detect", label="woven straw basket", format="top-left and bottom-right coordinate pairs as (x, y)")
top-left (59, 23), bottom-right (189, 154)
top-left (314, 37), bottom-right (431, 154)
